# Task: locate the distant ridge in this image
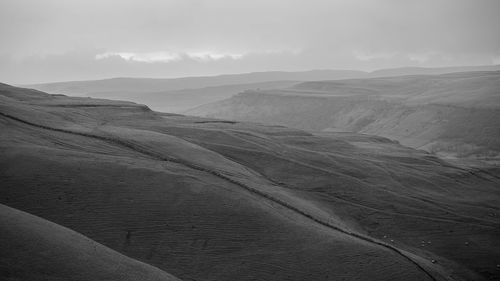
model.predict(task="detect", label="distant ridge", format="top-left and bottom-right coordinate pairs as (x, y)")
top-left (26, 64), bottom-right (500, 95)
top-left (25, 69), bottom-right (365, 94)
top-left (370, 65), bottom-right (500, 77)
top-left (24, 64), bottom-right (500, 114)
top-left (187, 70), bottom-right (500, 162)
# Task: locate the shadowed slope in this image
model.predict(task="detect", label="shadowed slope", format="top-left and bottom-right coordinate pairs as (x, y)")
top-left (1, 83), bottom-right (499, 280)
top-left (0, 204), bottom-right (180, 281)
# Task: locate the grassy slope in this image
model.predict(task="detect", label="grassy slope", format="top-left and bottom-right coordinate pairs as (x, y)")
top-left (187, 71), bottom-right (500, 161)
top-left (1, 83), bottom-right (499, 280)
top-left (0, 203), bottom-right (180, 281)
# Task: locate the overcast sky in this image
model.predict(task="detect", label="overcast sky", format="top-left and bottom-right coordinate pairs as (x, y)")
top-left (1, 0), bottom-right (500, 84)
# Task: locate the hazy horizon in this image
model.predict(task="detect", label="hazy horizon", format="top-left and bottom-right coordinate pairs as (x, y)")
top-left (2, 0), bottom-right (500, 84)
top-left (14, 64), bottom-right (500, 86)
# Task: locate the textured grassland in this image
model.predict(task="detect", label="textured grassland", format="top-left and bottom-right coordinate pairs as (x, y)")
top-left (1, 83), bottom-right (499, 280)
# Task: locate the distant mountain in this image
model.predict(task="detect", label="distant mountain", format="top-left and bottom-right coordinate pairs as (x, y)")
top-left (25, 65), bottom-right (500, 113)
top-left (187, 70), bottom-right (500, 162)
top-left (2, 83), bottom-right (500, 280)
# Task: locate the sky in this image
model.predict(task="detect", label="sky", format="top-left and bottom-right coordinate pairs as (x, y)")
top-left (1, 0), bottom-right (500, 84)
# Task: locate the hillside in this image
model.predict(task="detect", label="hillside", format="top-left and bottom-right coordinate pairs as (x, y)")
top-left (81, 80), bottom-right (300, 113)
top-left (0, 204), bottom-right (180, 281)
top-left (188, 71), bottom-right (500, 163)
top-left (1, 83), bottom-right (500, 280)
top-left (25, 65), bottom-right (500, 113)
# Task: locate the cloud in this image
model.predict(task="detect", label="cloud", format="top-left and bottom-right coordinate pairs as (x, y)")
top-left (95, 52), bottom-right (182, 63)
top-left (187, 52), bottom-right (244, 62)
top-left (353, 51), bottom-right (396, 62)
top-left (95, 51), bottom-right (246, 63)
top-left (1, 0), bottom-right (499, 83)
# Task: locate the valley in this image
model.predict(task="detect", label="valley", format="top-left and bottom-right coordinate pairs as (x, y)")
top-left (189, 71), bottom-right (500, 165)
top-left (1, 83), bottom-right (499, 280)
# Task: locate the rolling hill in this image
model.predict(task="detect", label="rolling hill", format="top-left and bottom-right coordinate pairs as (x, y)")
top-left (76, 80), bottom-right (300, 113)
top-left (0, 203), bottom-right (180, 281)
top-left (1, 83), bottom-right (500, 280)
top-left (188, 71), bottom-right (500, 163)
top-left (25, 65), bottom-right (500, 113)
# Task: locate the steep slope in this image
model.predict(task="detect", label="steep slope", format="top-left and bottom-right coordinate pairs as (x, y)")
top-left (1, 83), bottom-right (499, 280)
top-left (188, 71), bottom-right (500, 162)
top-left (0, 203), bottom-right (180, 281)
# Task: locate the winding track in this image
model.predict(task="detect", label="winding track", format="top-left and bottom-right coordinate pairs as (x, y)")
top-left (0, 111), bottom-right (441, 281)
